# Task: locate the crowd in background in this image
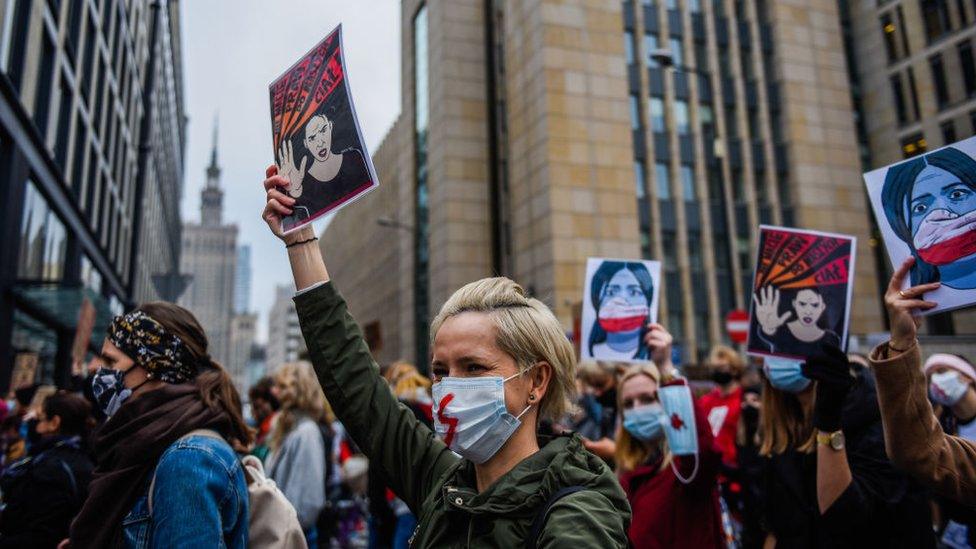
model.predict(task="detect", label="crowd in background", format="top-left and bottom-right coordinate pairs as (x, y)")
top-left (0, 189), bottom-right (971, 547)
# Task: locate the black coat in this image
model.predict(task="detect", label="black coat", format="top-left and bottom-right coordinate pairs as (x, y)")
top-left (0, 436), bottom-right (94, 548)
top-left (761, 366), bottom-right (936, 548)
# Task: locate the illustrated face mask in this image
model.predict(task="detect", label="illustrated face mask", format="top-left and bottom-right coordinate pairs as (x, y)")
top-left (623, 403), bottom-right (666, 441)
top-left (764, 356), bottom-right (811, 394)
top-left (930, 370), bottom-right (971, 407)
top-left (909, 166), bottom-right (976, 265)
top-left (598, 297), bottom-right (649, 333)
top-left (431, 366), bottom-right (534, 465)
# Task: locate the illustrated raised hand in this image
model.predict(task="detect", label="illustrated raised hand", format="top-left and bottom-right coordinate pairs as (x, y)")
top-left (277, 140), bottom-right (307, 197)
top-left (262, 165), bottom-right (314, 244)
top-left (801, 344), bottom-right (854, 432)
top-left (753, 285), bottom-right (791, 336)
top-left (884, 256), bottom-right (939, 352)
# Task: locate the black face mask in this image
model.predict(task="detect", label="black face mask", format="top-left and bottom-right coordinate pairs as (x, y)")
top-left (711, 371), bottom-right (735, 386)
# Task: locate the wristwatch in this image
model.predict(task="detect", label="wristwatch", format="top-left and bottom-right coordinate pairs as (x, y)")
top-left (816, 430), bottom-right (845, 450)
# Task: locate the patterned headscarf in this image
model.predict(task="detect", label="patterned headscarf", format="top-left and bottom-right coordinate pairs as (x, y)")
top-left (106, 310), bottom-right (199, 383)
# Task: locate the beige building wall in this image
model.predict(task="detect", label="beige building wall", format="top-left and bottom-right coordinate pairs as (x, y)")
top-left (769, 0), bottom-right (883, 335)
top-left (504, 0), bottom-right (641, 327)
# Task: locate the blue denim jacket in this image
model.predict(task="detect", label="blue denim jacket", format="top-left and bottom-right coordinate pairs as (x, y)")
top-left (122, 434), bottom-right (248, 548)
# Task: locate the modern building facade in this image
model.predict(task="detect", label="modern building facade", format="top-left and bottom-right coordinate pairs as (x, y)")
top-left (0, 0), bottom-right (186, 388)
top-left (227, 312), bottom-right (256, 392)
top-left (179, 128), bottom-right (236, 365)
top-left (843, 0), bottom-right (976, 335)
top-left (322, 0), bottom-right (887, 367)
top-left (266, 284), bottom-right (306, 372)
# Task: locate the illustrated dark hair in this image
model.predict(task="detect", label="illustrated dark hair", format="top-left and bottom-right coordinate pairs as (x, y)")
top-left (881, 146), bottom-right (976, 284)
top-left (587, 261), bottom-right (655, 359)
top-left (134, 302), bottom-right (253, 446)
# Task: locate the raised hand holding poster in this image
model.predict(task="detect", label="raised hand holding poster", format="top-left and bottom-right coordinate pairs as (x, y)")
top-left (747, 226), bottom-right (856, 360)
top-left (580, 258), bottom-right (661, 363)
top-left (864, 136), bottom-right (976, 314)
top-left (269, 24), bottom-right (378, 233)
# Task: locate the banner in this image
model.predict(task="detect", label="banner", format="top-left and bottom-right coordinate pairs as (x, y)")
top-left (864, 135), bottom-right (976, 314)
top-left (580, 258), bottom-right (661, 363)
top-left (747, 226), bottom-right (856, 360)
top-left (269, 24), bottom-right (378, 233)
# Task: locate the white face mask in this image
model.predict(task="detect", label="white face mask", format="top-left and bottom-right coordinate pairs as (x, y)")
top-left (930, 371), bottom-right (971, 407)
top-left (431, 366), bottom-right (534, 464)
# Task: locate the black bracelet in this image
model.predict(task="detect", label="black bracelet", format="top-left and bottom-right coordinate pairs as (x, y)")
top-left (286, 237), bottom-right (318, 249)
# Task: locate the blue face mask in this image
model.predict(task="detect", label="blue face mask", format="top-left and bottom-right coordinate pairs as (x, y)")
top-left (431, 366), bottom-right (535, 464)
top-left (764, 356), bottom-right (811, 393)
top-left (623, 403), bottom-right (666, 441)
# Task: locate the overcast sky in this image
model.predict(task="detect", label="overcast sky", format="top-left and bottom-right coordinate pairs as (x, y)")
top-left (180, 1), bottom-right (401, 343)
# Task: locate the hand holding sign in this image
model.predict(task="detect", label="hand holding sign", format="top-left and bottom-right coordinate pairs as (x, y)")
top-left (643, 323), bottom-right (674, 375)
top-left (884, 256), bottom-right (940, 351)
top-left (753, 285), bottom-right (791, 336)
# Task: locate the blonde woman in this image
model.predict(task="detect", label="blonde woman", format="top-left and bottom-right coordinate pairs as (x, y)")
top-left (267, 361), bottom-right (333, 539)
top-left (260, 166), bottom-right (630, 547)
top-left (614, 363), bottom-right (724, 548)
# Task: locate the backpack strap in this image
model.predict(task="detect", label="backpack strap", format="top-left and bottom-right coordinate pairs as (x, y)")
top-left (147, 429), bottom-right (224, 513)
top-left (526, 486), bottom-right (587, 549)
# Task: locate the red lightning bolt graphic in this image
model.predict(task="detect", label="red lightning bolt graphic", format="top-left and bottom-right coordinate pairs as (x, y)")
top-left (670, 413), bottom-right (686, 431)
top-left (437, 393), bottom-right (459, 448)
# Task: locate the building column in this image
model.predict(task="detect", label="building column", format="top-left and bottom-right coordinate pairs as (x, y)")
top-left (0, 140), bottom-right (29, 394)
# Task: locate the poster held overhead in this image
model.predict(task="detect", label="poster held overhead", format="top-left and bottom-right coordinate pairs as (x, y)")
top-left (746, 226), bottom-right (856, 361)
top-left (864, 135), bottom-right (976, 315)
top-left (580, 258), bottom-right (662, 363)
top-left (269, 24), bottom-right (379, 234)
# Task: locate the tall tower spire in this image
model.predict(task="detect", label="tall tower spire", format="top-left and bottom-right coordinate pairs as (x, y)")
top-left (201, 114), bottom-right (224, 226)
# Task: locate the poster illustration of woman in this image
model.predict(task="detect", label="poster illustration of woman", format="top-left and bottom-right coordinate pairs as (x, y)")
top-left (269, 24), bottom-right (378, 233)
top-left (746, 226), bottom-right (856, 360)
top-left (865, 136), bottom-right (976, 314)
top-left (580, 258), bottom-right (661, 363)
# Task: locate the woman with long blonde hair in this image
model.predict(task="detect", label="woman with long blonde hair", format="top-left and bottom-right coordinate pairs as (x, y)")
top-left (614, 340), bottom-right (724, 549)
top-left (266, 361), bottom-right (333, 541)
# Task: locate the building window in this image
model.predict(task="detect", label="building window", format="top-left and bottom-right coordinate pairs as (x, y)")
top-left (901, 133), bottom-right (927, 158)
top-left (920, 0), bottom-right (952, 42)
top-left (635, 161), bottom-right (647, 199)
top-left (645, 33), bottom-right (660, 67)
top-left (907, 67), bottom-right (921, 120)
top-left (625, 31), bottom-right (635, 65)
top-left (674, 100), bottom-right (689, 134)
top-left (681, 165), bottom-right (696, 201)
top-left (959, 40), bottom-right (976, 96)
top-left (890, 74), bottom-right (907, 124)
top-left (630, 94), bottom-right (641, 130)
top-left (55, 73), bottom-right (74, 171)
top-left (655, 162), bottom-right (671, 199)
top-left (930, 53), bottom-right (949, 108)
top-left (670, 37), bottom-right (684, 66)
top-left (17, 180), bottom-right (67, 281)
top-left (34, 31), bottom-right (57, 137)
top-left (649, 97), bottom-right (666, 131)
top-left (413, 5), bottom-right (430, 366)
top-left (941, 120), bottom-right (957, 143)
top-left (880, 13), bottom-right (899, 62)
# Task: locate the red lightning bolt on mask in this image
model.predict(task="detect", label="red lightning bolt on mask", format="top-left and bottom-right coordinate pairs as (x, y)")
top-left (436, 393), bottom-right (459, 448)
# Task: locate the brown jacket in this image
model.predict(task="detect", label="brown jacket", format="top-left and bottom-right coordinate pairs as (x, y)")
top-left (870, 341), bottom-right (976, 506)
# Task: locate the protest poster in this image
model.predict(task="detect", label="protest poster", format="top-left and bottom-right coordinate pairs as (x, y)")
top-left (580, 258), bottom-right (661, 363)
top-left (864, 136), bottom-right (976, 314)
top-left (746, 226), bottom-right (856, 360)
top-left (269, 24), bottom-right (378, 234)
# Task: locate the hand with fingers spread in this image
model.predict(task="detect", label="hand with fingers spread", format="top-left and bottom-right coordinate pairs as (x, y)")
top-left (277, 140), bottom-right (308, 198)
top-left (262, 165), bottom-right (315, 245)
top-left (753, 285), bottom-right (792, 336)
top-left (643, 323), bottom-right (676, 376)
top-left (884, 256), bottom-right (940, 352)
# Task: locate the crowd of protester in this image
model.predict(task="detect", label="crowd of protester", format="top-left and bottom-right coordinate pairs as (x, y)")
top-left (0, 173), bottom-right (973, 547)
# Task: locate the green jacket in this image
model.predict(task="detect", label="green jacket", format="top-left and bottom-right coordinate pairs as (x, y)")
top-left (295, 282), bottom-right (631, 547)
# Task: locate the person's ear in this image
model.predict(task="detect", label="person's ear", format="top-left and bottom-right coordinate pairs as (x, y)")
top-left (528, 362), bottom-right (553, 404)
top-left (49, 414), bottom-right (61, 433)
